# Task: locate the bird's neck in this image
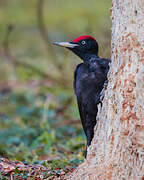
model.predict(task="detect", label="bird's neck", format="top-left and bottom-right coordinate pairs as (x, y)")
top-left (82, 54), bottom-right (100, 71)
top-left (82, 53), bottom-right (99, 62)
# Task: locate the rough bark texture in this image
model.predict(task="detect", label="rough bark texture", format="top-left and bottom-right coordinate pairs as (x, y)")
top-left (68, 0), bottom-right (144, 179)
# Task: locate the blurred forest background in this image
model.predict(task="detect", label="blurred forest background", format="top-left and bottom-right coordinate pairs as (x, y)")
top-left (0, 0), bottom-right (111, 171)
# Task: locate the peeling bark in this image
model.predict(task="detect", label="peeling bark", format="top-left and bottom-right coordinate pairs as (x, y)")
top-left (68, 0), bottom-right (144, 179)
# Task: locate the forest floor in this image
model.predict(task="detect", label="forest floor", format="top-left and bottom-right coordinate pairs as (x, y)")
top-left (0, 157), bottom-right (75, 179)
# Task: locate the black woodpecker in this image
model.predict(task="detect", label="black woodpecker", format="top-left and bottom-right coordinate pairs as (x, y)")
top-left (53, 35), bottom-right (111, 157)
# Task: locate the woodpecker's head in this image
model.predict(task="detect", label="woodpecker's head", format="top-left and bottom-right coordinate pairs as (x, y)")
top-left (53, 35), bottom-right (99, 60)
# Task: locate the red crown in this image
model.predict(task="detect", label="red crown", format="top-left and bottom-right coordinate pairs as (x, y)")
top-left (72, 35), bottom-right (96, 43)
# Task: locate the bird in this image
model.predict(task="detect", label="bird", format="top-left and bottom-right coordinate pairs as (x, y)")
top-left (53, 35), bottom-right (111, 157)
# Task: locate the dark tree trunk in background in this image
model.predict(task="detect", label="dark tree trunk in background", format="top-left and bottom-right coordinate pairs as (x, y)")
top-left (68, 0), bottom-right (144, 179)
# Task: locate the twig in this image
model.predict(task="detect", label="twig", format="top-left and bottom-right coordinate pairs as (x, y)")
top-left (37, 0), bottom-right (63, 70)
top-left (3, 24), bottom-right (14, 61)
top-left (2, 24), bottom-right (60, 82)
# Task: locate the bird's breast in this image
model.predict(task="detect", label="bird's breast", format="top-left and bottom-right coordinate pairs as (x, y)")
top-left (75, 72), bottom-right (103, 95)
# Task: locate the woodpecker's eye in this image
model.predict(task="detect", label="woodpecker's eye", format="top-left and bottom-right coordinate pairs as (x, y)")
top-left (81, 40), bottom-right (86, 45)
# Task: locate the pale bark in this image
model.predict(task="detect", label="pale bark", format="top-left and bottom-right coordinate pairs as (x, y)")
top-left (68, 0), bottom-right (144, 179)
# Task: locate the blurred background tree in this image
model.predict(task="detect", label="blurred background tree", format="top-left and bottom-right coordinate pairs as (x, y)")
top-left (0, 0), bottom-right (111, 168)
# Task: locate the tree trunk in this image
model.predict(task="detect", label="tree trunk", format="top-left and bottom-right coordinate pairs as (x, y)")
top-left (68, 0), bottom-right (144, 179)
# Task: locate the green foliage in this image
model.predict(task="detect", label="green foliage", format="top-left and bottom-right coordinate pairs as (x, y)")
top-left (0, 90), bottom-right (84, 160)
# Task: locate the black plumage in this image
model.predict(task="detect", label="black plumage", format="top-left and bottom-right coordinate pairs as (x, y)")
top-left (53, 35), bottom-right (111, 157)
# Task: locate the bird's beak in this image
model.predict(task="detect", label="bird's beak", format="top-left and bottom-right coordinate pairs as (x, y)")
top-left (53, 42), bottom-right (79, 48)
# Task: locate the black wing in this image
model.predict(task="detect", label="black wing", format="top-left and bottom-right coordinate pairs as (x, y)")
top-left (73, 63), bottom-right (83, 92)
top-left (74, 63), bottom-right (88, 135)
top-left (77, 96), bottom-right (88, 135)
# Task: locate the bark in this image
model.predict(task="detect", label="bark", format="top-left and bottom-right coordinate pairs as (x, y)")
top-left (68, 0), bottom-right (144, 179)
